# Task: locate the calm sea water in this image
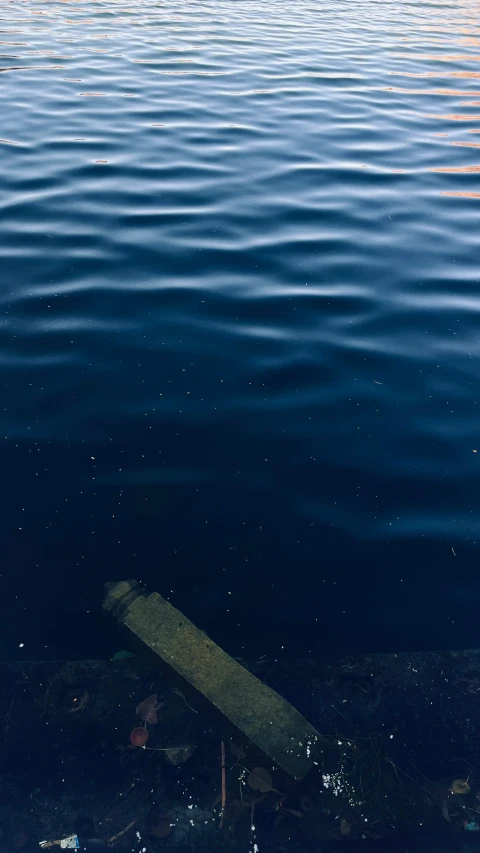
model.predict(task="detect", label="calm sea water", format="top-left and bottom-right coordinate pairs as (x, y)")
top-left (1, 0), bottom-right (480, 661)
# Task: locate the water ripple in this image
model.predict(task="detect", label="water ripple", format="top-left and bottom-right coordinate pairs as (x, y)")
top-left (1, 0), bottom-right (480, 657)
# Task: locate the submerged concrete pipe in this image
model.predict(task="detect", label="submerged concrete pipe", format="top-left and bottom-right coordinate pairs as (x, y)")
top-left (103, 579), bottom-right (323, 779)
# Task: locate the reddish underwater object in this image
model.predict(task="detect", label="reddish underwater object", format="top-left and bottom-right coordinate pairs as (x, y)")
top-left (136, 693), bottom-right (164, 724)
top-left (150, 818), bottom-right (173, 839)
top-left (130, 726), bottom-right (149, 747)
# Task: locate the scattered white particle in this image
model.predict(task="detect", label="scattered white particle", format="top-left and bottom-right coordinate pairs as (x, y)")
top-left (19, 643), bottom-right (24, 648)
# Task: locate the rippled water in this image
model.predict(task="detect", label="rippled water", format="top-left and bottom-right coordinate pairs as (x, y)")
top-left (2, 0), bottom-right (480, 660)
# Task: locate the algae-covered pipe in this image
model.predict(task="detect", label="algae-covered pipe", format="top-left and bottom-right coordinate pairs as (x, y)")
top-left (103, 579), bottom-right (323, 779)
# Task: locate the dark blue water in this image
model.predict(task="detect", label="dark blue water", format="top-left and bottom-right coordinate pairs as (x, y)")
top-left (2, 0), bottom-right (480, 661)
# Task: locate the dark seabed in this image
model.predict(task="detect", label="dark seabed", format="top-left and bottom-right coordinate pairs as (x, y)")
top-left (1, 0), bottom-right (480, 661)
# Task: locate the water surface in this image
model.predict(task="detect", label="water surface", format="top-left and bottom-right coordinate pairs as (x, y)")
top-left (1, 0), bottom-right (480, 660)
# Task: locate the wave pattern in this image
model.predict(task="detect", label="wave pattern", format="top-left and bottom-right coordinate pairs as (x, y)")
top-left (1, 0), bottom-right (480, 658)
